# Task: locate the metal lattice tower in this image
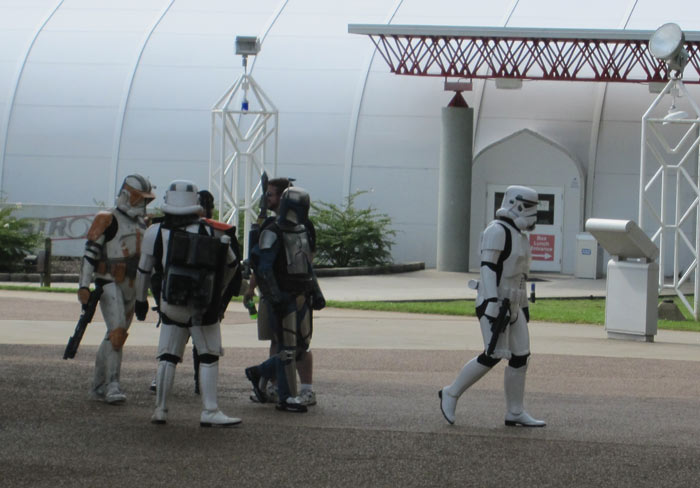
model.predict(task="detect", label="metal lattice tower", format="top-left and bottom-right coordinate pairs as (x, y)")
top-left (209, 73), bottom-right (278, 258)
top-left (639, 78), bottom-right (700, 319)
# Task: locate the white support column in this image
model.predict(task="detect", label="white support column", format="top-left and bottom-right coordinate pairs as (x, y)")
top-left (437, 93), bottom-right (473, 271)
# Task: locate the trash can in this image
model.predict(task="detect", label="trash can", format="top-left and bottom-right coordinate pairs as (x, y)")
top-left (575, 233), bottom-right (603, 279)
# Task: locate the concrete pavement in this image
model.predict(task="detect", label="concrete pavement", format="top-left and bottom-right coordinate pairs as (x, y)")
top-left (2, 271), bottom-right (700, 487)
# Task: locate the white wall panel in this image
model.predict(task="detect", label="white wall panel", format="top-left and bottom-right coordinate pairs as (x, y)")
top-left (2, 0), bottom-right (700, 268)
top-left (14, 63), bottom-right (126, 107)
top-left (276, 112), bottom-right (350, 169)
top-left (26, 31), bottom-right (141, 64)
top-left (394, 0), bottom-right (514, 24)
top-left (353, 115), bottom-right (441, 169)
top-left (128, 65), bottom-right (236, 110)
top-left (7, 105), bottom-right (116, 157)
top-left (46, 7), bottom-right (160, 32)
top-left (118, 108), bottom-right (210, 161)
top-left (350, 166), bottom-right (439, 229)
top-left (508, 0), bottom-right (627, 28)
top-left (3, 155), bottom-right (109, 204)
top-left (276, 162), bottom-right (345, 205)
top-left (0, 3), bottom-right (57, 30)
top-left (254, 69), bottom-right (357, 114)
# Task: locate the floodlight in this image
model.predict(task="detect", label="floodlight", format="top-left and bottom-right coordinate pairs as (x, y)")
top-left (235, 36), bottom-right (260, 56)
top-left (649, 23), bottom-right (689, 75)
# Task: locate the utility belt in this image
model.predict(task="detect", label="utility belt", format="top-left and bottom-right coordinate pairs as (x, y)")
top-left (277, 276), bottom-right (314, 295)
top-left (96, 255), bottom-right (139, 283)
top-left (498, 284), bottom-right (527, 315)
top-left (160, 312), bottom-right (216, 328)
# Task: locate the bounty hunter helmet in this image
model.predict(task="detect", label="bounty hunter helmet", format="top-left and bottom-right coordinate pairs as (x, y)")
top-left (278, 187), bottom-right (310, 225)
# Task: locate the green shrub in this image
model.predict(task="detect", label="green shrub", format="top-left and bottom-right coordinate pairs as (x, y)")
top-left (0, 203), bottom-right (42, 271)
top-left (311, 191), bottom-right (396, 268)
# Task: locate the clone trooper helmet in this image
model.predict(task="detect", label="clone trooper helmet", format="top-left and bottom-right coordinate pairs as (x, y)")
top-left (496, 185), bottom-right (539, 231)
top-left (162, 180), bottom-right (203, 216)
top-left (278, 187), bottom-right (310, 225)
top-left (116, 174), bottom-right (155, 218)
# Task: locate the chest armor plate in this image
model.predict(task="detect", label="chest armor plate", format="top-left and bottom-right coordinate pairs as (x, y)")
top-left (104, 211), bottom-right (144, 260)
top-left (499, 228), bottom-right (530, 294)
top-left (282, 227), bottom-right (312, 275)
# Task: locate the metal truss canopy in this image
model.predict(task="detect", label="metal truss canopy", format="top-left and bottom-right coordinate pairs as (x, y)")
top-left (348, 24), bottom-right (700, 84)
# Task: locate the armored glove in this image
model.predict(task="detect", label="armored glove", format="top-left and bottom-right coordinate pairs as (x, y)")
top-left (135, 300), bottom-right (149, 321)
top-left (311, 288), bottom-right (326, 311)
top-left (77, 287), bottom-right (90, 305)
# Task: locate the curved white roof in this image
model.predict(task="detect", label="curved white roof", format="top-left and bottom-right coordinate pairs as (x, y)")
top-left (2, 0), bottom-right (700, 267)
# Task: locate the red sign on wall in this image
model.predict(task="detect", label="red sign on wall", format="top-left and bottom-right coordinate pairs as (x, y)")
top-left (530, 234), bottom-right (554, 261)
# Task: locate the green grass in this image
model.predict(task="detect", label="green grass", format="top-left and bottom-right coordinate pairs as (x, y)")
top-left (2, 284), bottom-right (699, 332)
top-left (328, 296), bottom-right (700, 332)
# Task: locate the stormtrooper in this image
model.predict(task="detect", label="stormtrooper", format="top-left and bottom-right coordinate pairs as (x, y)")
top-left (439, 185), bottom-right (546, 427)
top-left (244, 186), bottom-right (325, 413)
top-left (79, 174), bottom-right (155, 404)
top-left (135, 180), bottom-right (241, 427)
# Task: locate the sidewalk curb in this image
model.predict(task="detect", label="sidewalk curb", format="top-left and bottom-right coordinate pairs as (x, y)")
top-left (0, 262), bottom-right (426, 283)
top-left (315, 262), bottom-right (425, 277)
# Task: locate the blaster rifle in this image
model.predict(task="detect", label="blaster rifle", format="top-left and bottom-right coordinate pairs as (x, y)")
top-left (485, 298), bottom-right (511, 357)
top-left (63, 286), bottom-right (104, 359)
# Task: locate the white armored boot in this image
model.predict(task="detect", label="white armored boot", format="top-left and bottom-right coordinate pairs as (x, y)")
top-left (504, 365), bottom-right (546, 427)
top-left (151, 361), bottom-right (175, 424)
top-left (199, 362), bottom-right (242, 427)
top-left (89, 340), bottom-right (109, 400)
top-left (104, 347), bottom-right (126, 404)
top-left (439, 358), bottom-right (491, 424)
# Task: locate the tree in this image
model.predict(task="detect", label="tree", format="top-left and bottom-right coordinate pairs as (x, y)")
top-left (0, 203), bottom-right (42, 271)
top-left (311, 191), bottom-right (396, 268)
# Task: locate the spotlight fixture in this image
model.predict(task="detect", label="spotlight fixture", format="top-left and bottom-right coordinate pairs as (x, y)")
top-left (649, 23), bottom-right (689, 76)
top-left (235, 36), bottom-right (260, 111)
top-left (662, 101), bottom-right (689, 125)
top-left (662, 83), bottom-right (689, 125)
top-left (235, 36), bottom-right (260, 57)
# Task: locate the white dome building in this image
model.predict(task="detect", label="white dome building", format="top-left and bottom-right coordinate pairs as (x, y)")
top-left (1, 0), bottom-right (700, 273)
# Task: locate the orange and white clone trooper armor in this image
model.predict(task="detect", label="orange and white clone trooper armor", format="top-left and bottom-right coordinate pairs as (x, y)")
top-left (79, 174), bottom-right (154, 404)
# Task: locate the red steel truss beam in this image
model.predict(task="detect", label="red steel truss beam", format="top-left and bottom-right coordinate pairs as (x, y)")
top-left (348, 25), bottom-right (700, 84)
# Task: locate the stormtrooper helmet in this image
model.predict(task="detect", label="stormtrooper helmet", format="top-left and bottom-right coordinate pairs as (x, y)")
top-left (278, 187), bottom-right (310, 225)
top-left (116, 174), bottom-right (155, 218)
top-left (496, 185), bottom-right (539, 231)
top-left (162, 180), bottom-right (203, 216)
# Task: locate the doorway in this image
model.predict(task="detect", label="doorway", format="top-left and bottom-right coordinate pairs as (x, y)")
top-left (487, 184), bottom-right (563, 272)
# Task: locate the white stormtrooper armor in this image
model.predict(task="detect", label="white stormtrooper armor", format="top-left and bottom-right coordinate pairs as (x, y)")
top-left (439, 185), bottom-right (545, 428)
top-left (135, 180), bottom-right (241, 427)
top-left (79, 174), bottom-right (154, 404)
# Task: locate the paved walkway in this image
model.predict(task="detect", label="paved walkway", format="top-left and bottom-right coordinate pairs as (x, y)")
top-left (2, 271), bottom-right (700, 487)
